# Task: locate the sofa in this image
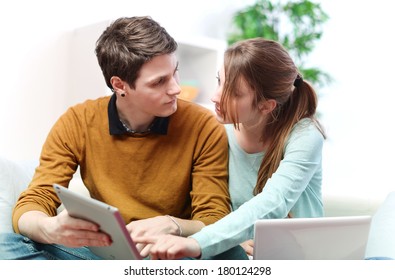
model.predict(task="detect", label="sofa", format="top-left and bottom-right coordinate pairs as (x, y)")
top-left (0, 157), bottom-right (88, 234)
top-left (365, 191), bottom-right (395, 259)
top-left (1, 156), bottom-right (394, 259)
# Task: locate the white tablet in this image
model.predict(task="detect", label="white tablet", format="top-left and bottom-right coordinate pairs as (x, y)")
top-left (53, 184), bottom-right (142, 260)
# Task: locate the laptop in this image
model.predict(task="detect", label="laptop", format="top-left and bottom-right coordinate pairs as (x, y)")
top-left (253, 216), bottom-right (372, 260)
top-left (53, 184), bottom-right (142, 260)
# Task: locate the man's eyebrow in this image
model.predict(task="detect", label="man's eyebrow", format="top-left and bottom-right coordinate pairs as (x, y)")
top-left (147, 62), bottom-right (179, 83)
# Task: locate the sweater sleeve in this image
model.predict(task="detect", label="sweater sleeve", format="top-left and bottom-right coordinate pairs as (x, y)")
top-left (188, 110), bottom-right (231, 225)
top-left (12, 107), bottom-right (82, 233)
top-left (192, 120), bottom-right (324, 258)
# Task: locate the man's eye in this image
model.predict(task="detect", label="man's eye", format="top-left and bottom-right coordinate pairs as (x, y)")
top-left (154, 78), bottom-right (164, 86)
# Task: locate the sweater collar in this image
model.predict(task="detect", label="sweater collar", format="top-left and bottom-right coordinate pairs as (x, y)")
top-left (107, 94), bottom-right (169, 136)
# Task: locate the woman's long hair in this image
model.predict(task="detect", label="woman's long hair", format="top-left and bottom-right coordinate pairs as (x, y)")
top-left (220, 38), bottom-right (326, 195)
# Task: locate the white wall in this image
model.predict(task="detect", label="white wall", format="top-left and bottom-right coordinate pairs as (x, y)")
top-left (1, 0), bottom-right (393, 203)
top-left (0, 0), bottom-right (252, 161)
top-left (314, 1), bottom-right (395, 203)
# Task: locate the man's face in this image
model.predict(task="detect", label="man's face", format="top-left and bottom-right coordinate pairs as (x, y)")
top-left (125, 53), bottom-right (180, 117)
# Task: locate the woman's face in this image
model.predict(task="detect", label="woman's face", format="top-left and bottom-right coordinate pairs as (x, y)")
top-left (211, 66), bottom-right (261, 126)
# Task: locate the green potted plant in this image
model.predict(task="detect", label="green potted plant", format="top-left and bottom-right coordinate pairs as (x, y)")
top-left (227, 0), bottom-right (331, 88)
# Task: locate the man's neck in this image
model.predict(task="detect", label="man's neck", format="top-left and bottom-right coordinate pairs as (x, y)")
top-left (116, 100), bottom-right (155, 133)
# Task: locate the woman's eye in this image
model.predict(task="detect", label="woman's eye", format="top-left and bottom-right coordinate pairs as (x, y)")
top-left (216, 75), bottom-right (221, 85)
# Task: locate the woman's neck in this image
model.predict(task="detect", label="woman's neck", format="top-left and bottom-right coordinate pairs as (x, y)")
top-left (235, 123), bottom-right (268, 154)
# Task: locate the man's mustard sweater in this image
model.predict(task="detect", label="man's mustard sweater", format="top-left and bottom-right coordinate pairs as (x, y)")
top-left (13, 96), bottom-right (231, 232)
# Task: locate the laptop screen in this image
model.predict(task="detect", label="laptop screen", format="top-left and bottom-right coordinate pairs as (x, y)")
top-left (253, 216), bottom-right (371, 260)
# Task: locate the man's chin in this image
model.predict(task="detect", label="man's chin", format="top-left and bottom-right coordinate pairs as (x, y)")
top-left (158, 104), bottom-right (177, 117)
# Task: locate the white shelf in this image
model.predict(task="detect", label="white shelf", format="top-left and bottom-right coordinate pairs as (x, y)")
top-left (176, 36), bottom-right (226, 107)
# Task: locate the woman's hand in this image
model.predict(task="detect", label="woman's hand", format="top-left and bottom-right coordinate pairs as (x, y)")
top-left (240, 239), bottom-right (254, 257)
top-left (134, 234), bottom-right (202, 260)
top-left (126, 216), bottom-right (180, 257)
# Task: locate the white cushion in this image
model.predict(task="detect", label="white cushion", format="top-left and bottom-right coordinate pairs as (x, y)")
top-left (0, 157), bottom-right (90, 233)
top-left (0, 157), bottom-right (37, 233)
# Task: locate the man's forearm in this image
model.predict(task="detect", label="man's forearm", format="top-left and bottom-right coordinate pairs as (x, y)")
top-left (18, 210), bottom-right (51, 244)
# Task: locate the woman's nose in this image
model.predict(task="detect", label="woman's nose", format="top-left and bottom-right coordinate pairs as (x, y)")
top-left (211, 88), bottom-right (222, 103)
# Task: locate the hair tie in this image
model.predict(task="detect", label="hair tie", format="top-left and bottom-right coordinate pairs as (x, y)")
top-left (293, 75), bottom-right (303, 88)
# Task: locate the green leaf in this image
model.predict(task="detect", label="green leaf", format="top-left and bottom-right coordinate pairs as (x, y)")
top-left (227, 0), bottom-right (331, 88)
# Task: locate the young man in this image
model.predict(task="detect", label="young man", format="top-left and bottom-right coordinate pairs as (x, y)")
top-left (0, 16), bottom-right (240, 260)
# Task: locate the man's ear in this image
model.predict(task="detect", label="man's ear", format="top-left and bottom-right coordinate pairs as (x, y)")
top-left (110, 76), bottom-right (125, 92)
top-left (258, 99), bottom-right (277, 114)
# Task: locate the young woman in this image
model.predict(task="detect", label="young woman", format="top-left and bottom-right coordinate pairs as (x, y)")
top-left (136, 38), bottom-right (326, 260)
